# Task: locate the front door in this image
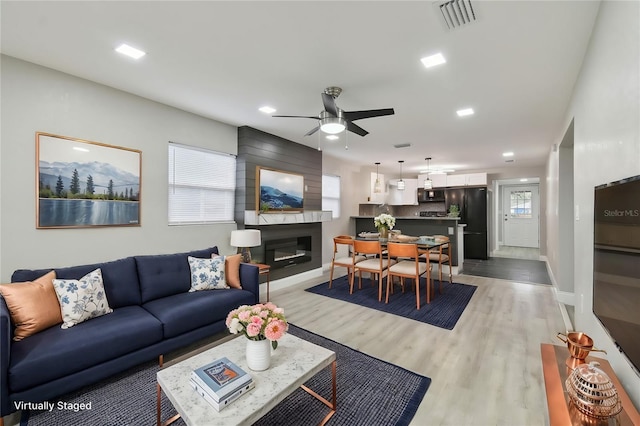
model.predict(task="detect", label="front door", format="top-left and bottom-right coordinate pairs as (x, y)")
top-left (503, 185), bottom-right (539, 248)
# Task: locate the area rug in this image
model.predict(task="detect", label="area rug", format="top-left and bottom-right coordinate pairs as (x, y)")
top-left (24, 325), bottom-right (430, 426)
top-left (306, 275), bottom-right (477, 330)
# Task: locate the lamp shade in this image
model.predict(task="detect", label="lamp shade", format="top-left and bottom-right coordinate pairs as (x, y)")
top-left (230, 229), bottom-right (262, 248)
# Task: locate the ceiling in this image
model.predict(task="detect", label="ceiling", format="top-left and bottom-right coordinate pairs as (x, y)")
top-left (0, 1), bottom-right (600, 176)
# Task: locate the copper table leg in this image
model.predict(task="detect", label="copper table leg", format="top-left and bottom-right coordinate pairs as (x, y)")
top-left (300, 360), bottom-right (337, 426)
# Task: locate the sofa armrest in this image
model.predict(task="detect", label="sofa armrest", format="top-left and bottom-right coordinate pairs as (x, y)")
top-left (239, 264), bottom-right (260, 304)
top-left (0, 296), bottom-right (12, 416)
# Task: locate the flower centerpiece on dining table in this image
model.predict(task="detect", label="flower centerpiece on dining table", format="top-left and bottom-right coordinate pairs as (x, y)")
top-left (226, 302), bottom-right (289, 371)
top-left (374, 213), bottom-right (396, 241)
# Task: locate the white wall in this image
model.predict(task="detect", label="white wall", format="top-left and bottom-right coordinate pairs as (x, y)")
top-left (321, 153), bottom-right (362, 268)
top-left (0, 56), bottom-right (239, 281)
top-left (547, 1), bottom-right (640, 405)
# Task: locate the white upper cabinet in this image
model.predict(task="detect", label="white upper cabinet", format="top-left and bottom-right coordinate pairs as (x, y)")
top-left (388, 178), bottom-right (418, 205)
top-left (417, 173), bottom-right (447, 188)
top-left (446, 172), bottom-right (487, 187)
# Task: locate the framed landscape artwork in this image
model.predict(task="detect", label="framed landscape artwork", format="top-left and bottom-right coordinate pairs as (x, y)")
top-left (257, 167), bottom-right (304, 212)
top-left (36, 132), bottom-right (142, 228)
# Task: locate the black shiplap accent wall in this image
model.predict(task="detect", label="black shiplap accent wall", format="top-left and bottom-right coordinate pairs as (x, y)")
top-left (236, 126), bottom-right (323, 280)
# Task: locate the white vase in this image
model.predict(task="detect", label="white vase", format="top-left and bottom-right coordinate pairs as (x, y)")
top-left (246, 338), bottom-right (271, 371)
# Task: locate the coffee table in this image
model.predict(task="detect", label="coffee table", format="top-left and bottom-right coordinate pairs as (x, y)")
top-left (157, 333), bottom-right (337, 426)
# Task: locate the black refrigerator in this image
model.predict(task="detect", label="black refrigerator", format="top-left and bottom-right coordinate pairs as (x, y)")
top-left (446, 187), bottom-right (488, 260)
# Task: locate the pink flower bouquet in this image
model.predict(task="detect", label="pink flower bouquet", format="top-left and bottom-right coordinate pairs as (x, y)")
top-left (226, 302), bottom-right (288, 349)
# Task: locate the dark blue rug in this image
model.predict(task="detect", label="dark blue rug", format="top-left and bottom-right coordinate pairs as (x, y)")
top-left (25, 325), bottom-right (430, 426)
top-left (306, 275), bottom-right (477, 330)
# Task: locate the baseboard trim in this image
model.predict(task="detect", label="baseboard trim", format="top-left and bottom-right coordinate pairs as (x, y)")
top-left (266, 267), bottom-right (324, 293)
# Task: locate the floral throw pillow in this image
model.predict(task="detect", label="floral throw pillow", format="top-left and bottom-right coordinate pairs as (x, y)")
top-left (188, 256), bottom-right (228, 292)
top-left (53, 268), bottom-right (113, 329)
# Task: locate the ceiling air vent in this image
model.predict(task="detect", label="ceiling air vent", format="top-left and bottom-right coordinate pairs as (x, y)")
top-left (394, 143), bottom-right (412, 149)
top-left (434, 0), bottom-right (477, 30)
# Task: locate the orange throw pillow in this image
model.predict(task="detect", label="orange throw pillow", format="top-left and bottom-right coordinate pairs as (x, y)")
top-left (0, 271), bottom-right (62, 341)
top-left (211, 253), bottom-right (243, 289)
top-left (224, 254), bottom-right (242, 289)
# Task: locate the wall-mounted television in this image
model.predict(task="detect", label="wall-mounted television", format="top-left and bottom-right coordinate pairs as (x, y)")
top-left (256, 167), bottom-right (304, 211)
top-left (593, 175), bottom-right (640, 374)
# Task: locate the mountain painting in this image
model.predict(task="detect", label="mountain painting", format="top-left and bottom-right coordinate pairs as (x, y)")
top-left (258, 168), bottom-right (304, 210)
top-left (36, 133), bottom-right (141, 228)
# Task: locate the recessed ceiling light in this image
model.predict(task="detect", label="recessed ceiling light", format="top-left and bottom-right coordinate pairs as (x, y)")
top-left (259, 106), bottom-right (276, 114)
top-left (503, 152), bottom-right (514, 157)
top-left (73, 147), bottom-right (89, 152)
top-left (420, 53), bottom-right (446, 68)
top-left (115, 43), bottom-right (146, 59)
top-left (520, 178), bottom-right (528, 182)
top-left (325, 135), bottom-right (339, 141)
top-left (456, 108), bottom-right (474, 117)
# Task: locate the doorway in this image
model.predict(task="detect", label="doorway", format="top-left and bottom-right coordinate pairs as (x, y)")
top-left (501, 184), bottom-right (540, 248)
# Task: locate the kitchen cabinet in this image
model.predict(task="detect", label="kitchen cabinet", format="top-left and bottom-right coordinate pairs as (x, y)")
top-left (388, 178), bottom-right (418, 205)
top-left (418, 173), bottom-right (447, 188)
top-left (446, 172), bottom-right (487, 187)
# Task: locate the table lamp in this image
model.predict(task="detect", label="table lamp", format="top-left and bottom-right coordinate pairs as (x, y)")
top-left (230, 229), bottom-right (262, 263)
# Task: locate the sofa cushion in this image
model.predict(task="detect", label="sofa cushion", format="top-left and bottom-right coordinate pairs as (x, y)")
top-left (0, 271), bottom-right (62, 341)
top-left (188, 256), bottom-right (228, 291)
top-left (213, 253), bottom-right (243, 289)
top-left (142, 288), bottom-right (255, 338)
top-left (11, 256), bottom-right (141, 309)
top-left (53, 268), bottom-right (113, 329)
top-left (8, 306), bottom-right (162, 392)
top-left (136, 246), bottom-right (219, 303)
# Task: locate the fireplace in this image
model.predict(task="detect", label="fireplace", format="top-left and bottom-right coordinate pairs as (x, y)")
top-left (264, 236), bottom-right (312, 270)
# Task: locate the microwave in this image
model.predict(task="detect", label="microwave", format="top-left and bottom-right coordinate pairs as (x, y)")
top-left (417, 188), bottom-right (445, 203)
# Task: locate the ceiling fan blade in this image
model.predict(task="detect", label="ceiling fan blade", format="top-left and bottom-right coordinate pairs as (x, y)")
top-left (343, 108), bottom-right (395, 121)
top-left (272, 115), bottom-right (319, 120)
top-left (346, 120), bottom-right (369, 137)
top-left (322, 93), bottom-right (339, 117)
top-left (305, 126), bottom-right (320, 136)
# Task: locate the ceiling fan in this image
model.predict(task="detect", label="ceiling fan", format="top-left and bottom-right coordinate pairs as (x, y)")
top-left (273, 86), bottom-right (395, 137)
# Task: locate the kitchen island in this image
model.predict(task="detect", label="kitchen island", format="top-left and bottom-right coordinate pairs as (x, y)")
top-left (352, 216), bottom-right (464, 273)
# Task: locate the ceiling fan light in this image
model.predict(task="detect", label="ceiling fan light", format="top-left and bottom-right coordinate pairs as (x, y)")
top-left (320, 117), bottom-right (346, 134)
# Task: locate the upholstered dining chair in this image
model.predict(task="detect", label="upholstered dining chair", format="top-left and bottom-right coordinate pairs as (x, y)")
top-left (329, 235), bottom-right (366, 289)
top-left (386, 242), bottom-right (430, 309)
top-left (351, 239), bottom-right (396, 300)
top-left (421, 235), bottom-right (452, 294)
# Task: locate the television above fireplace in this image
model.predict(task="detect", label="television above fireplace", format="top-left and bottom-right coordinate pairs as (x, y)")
top-left (592, 174), bottom-right (640, 374)
top-left (257, 167), bottom-right (304, 211)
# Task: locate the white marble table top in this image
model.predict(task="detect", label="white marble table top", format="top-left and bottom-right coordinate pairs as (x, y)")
top-left (157, 333), bottom-right (336, 426)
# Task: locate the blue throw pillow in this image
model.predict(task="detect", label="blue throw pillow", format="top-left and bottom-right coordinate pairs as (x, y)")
top-left (188, 256), bottom-right (228, 291)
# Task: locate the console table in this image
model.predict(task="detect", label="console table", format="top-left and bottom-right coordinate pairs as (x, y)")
top-left (541, 343), bottom-right (640, 425)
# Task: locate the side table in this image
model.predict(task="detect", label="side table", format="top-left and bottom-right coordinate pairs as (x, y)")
top-left (253, 263), bottom-right (271, 302)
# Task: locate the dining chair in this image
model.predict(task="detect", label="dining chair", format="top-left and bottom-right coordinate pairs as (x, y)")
top-left (328, 235), bottom-right (366, 289)
top-left (352, 239), bottom-right (396, 300)
top-left (386, 242), bottom-right (430, 309)
top-left (421, 235), bottom-right (452, 294)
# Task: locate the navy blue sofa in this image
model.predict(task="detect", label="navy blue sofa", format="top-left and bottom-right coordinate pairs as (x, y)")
top-left (0, 246), bottom-right (259, 417)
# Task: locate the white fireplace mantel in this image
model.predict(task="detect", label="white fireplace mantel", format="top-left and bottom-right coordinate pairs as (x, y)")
top-left (244, 210), bottom-right (332, 226)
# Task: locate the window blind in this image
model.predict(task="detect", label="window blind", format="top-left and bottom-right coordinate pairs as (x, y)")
top-left (322, 174), bottom-right (340, 219)
top-left (168, 143), bottom-right (236, 224)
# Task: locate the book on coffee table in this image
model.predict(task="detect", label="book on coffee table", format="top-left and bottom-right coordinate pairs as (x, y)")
top-left (191, 357), bottom-right (251, 401)
top-left (189, 377), bottom-right (255, 412)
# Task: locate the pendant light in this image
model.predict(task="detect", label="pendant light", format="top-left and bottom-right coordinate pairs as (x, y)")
top-left (374, 162), bottom-right (382, 193)
top-left (424, 157), bottom-right (433, 190)
top-left (397, 160), bottom-right (405, 191)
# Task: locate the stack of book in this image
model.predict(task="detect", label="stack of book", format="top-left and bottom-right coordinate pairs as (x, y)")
top-left (190, 357), bottom-right (254, 411)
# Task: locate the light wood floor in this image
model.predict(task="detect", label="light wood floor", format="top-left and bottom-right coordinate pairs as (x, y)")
top-left (268, 270), bottom-right (567, 426)
top-left (492, 245), bottom-right (541, 260)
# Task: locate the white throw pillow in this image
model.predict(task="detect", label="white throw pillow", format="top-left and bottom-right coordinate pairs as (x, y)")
top-left (53, 268), bottom-right (113, 329)
top-left (188, 256), bottom-right (228, 291)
